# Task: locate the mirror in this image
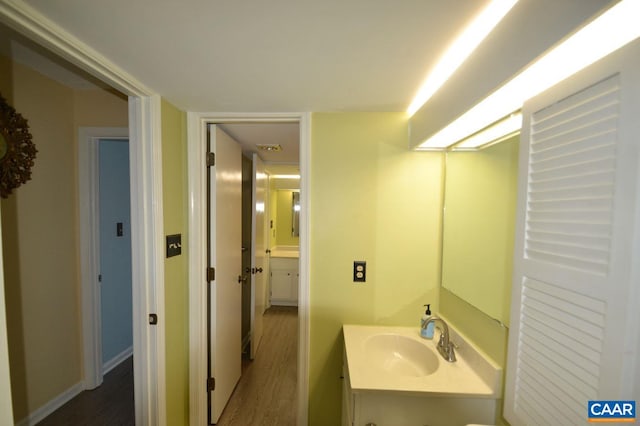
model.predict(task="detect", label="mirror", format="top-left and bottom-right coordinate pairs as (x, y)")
top-left (271, 189), bottom-right (299, 247)
top-left (292, 191), bottom-right (300, 237)
top-left (440, 136), bottom-right (519, 325)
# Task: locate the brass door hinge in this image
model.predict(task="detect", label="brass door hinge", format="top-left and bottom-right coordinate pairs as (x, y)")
top-left (207, 377), bottom-right (215, 392)
top-left (206, 152), bottom-right (215, 168)
top-left (207, 267), bottom-right (215, 282)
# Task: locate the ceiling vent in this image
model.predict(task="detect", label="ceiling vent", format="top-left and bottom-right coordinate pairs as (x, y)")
top-left (256, 144), bottom-right (282, 152)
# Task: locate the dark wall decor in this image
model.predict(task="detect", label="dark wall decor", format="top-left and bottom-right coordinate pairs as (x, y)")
top-left (0, 93), bottom-right (37, 198)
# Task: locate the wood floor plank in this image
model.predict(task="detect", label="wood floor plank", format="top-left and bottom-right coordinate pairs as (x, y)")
top-left (37, 357), bottom-right (134, 426)
top-left (36, 306), bottom-right (296, 426)
top-left (216, 306), bottom-right (298, 426)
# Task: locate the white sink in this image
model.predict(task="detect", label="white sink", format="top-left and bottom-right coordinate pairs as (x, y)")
top-left (365, 334), bottom-right (439, 377)
top-left (342, 323), bottom-right (503, 425)
top-left (342, 324), bottom-right (501, 397)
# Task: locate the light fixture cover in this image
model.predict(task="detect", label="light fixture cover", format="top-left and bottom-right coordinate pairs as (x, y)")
top-left (452, 112), bottom-right (522, 151)
top-left (417, 0), bottom-right (640, 150)
top-left (257, 144), bottom-right (282, 151)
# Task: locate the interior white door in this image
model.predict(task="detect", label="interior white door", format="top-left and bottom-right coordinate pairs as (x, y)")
top-left (504, 38), bottom-right (640, 425)
top-left (250, 153), bottom-right (267, 358)
top-left (209, 125), bottom-right (242, 424)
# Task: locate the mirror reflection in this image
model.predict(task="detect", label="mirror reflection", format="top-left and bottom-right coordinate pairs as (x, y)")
top-left (272, 189), bottom-right (300, 246)
top-left (440, 136), bottom-right (519, 325)
top-left (292, 191), bottom-right (300, 237)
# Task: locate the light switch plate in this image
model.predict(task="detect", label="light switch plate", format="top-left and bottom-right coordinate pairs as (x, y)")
top-left (166, 234), bottom-right (182, 258)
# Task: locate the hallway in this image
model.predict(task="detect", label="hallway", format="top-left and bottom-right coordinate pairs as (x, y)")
top-left (217, 306), bottom-right (298, 426)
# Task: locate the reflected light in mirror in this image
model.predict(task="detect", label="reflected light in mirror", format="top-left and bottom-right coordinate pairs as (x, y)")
top-left (452, 112), bottom-right (522, 151)
top-left (272, 174), bottom-right (300, 179)
top-left (407, 0), bottom-right (519, 116)
top-left (417, 0), bottom-right (640, 150)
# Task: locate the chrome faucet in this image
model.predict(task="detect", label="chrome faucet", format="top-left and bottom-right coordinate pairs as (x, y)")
top-left (421, 317), bottom-right (456, 362)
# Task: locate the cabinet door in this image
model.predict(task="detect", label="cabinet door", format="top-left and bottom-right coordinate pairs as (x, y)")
top-left (271, 270), bottom-right (293, 301)
top-left (504, 38), bottom-right (640, 425)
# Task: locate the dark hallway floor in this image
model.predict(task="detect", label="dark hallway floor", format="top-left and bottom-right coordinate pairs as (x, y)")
top-left (37, 357), bottom-right (134, 426)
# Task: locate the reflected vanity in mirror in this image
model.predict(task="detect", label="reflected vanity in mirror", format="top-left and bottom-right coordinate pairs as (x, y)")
top-left (440, 135), bottom-right (519, 326)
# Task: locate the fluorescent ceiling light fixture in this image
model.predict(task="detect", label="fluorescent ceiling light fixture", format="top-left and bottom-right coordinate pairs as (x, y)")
top-left (452, 112), bottom-right (522, 151)
top-left (406, 0), bottom-right (518, 116)
top-left (271, 174), bottom-right (300, 179)
top-left (417, 0), bottom-right (640, 150)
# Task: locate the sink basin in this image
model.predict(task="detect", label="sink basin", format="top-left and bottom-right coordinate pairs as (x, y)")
top-left (343, 324), bottom-right (502, 397)
top-left (365, 334), bottom-right (439, 377)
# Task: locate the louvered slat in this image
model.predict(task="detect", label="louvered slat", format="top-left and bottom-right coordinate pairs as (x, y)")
top-left (515, 276), bottom-right (604, 423)
top-left (524, 75), bottom-right (620, 275)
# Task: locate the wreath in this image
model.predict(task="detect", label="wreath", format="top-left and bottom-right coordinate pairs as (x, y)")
top-left (0, 93), bottom-right (37, 198)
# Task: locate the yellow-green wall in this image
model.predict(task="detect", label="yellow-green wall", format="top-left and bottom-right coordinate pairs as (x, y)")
top-left (309, 112), bottom-right (444, 425)
top-left (0, 54), bottom-right (128, 422)
top-left (160, 99), bottom-right (189, 425)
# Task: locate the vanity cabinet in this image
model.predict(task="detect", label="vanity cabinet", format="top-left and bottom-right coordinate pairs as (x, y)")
top-left (342, 360), bottom-right (497, 426)
top-left (269, 257), bottom-right (298, 306)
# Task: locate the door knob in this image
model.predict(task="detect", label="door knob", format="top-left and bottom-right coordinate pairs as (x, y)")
top-left (257, 267), bottom-right (263, 273)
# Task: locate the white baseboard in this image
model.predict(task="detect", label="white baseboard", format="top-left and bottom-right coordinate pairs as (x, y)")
top-left (103, 345), bottom-right (133, 375)
top-left (15, 382), bottom-right (84, 426)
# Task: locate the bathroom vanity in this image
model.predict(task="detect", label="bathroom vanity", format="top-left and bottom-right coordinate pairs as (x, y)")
top-left (269, 247), bottom-right (299, 306)
top-left (342, 322), bottom-right (502, 426)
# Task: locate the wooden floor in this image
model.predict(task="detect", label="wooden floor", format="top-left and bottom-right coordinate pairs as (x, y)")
top-left (38, 357), bottom-right (134, 426)
top-left (36, 306), bottom-right (296, 426)
top-left (216, 306), bottom-right (298, 426)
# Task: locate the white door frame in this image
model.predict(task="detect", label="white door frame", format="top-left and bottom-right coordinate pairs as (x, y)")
top-left (0, 3), bottom-right (166, 425)
top-left (188, 112), bottom-right (311, 426)
top-left (78, 128), bottom-right (129, 390)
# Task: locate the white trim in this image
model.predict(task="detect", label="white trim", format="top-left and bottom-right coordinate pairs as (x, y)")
top-left (129, 95), bottom-right (166, 426)
top-left (187, 112), bottom-right (209, 426)
top-left (15, 382), bottom-right (84, 426)
top-left (0, 4), bottom-right (165, 425)
top-left (297, 112), bottom-right (311, 426)
top-left (188, 112), bottom-right (311, 426)
top-left (103, 345), bottom-right (134, 375)
top-left (78, 127), bottom-right (128, 391)
top-left (0, 0), bottom-right (154, 96)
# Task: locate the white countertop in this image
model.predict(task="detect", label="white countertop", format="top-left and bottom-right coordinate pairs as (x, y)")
top-left (270, 245), bottom-right (299, 258)
top-left (343, 324), bottom-right (500, 398)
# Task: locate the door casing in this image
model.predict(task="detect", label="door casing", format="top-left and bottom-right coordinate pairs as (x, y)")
top-left (188, 112), bottom-right (311, 426)
top-left (79, 128), bottom-right (129, 390)
top-left (0, 4), bottom-right (166, 425)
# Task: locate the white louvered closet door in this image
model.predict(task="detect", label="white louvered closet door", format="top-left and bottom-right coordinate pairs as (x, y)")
top-left (504, 38), bottom-right (640, 425)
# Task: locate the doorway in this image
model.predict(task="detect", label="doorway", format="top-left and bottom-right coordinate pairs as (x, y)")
top-left (97, 138), bottom-right (133, 377)
top-left (0, 10), bottom-right (164, 424)
top-left (188, 113), bottom-right (310, 425)
top-left (209, 122), bottom-right (300, 424)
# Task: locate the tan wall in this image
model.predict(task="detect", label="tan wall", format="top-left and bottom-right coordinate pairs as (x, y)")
top-left (0, 55), bottom-right (127, 421)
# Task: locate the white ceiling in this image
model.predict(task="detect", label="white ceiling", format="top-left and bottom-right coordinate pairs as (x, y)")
top-left (219, 122), bottom-right (299, 165)
top-left (1, 0), bottom-right (616, 164)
